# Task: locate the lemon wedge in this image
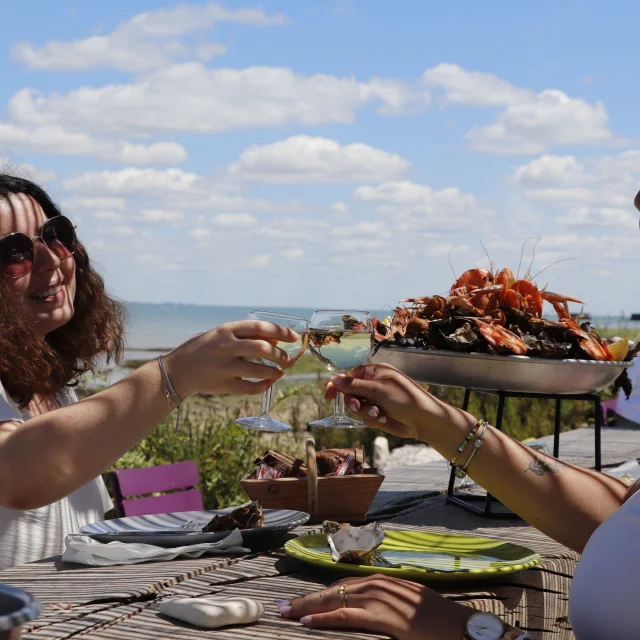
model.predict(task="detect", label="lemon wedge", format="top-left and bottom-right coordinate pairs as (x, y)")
top-left (608, 337), bottom-right (629, 362)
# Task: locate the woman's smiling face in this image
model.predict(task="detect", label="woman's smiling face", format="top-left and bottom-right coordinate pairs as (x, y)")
top-left (0, 193), bottom-right (76, 336)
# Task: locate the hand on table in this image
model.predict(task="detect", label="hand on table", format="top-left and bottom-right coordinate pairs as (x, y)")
top-left (276, 574), bottom-right (472, 640)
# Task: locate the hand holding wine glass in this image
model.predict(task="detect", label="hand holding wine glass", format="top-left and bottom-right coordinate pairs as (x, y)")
top-left (308, 310), bottom-right (373, 429)
top-left (235, 311), bottom-right (309, 432)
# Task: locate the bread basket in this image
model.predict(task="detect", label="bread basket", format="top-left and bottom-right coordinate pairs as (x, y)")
top-left (240, 436), bottom-right (385, 524)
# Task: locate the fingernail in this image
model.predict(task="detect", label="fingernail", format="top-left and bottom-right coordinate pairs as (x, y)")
top-left (331, 374), bottom-right (348, 384)
top-left (300, 616), bottom-right (312, 625)
top-left (275, 600), bottom-right (290, 608)
top-left (348, 400), bottom-right (358, 412)
top-left (278, 605), bottom-right (292, 616)
top-left (377, 416), bottom-right (387, 423)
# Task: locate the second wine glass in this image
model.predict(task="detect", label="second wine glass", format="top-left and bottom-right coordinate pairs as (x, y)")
top-left (235, 311), bottom-right (309, 432)
top-left (307, 309), bottom-right (373, 429)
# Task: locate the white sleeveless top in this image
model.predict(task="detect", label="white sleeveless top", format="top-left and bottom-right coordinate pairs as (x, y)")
top-left (0, 383), bottom-right (112, 569)
top-left (569, 489), bottom-right (640, 638)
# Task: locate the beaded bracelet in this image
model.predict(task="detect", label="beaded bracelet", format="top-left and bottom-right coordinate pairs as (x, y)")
top-left (455, 420), bottom-right (489, 479)
top-left (158, 355), bottom-right (183, 432)
top-left (449, 421), bottom-right (481, 467)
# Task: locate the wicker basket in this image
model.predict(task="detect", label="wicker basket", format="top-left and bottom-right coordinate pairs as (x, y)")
top-left (240, 436), bottom-right (384, 524)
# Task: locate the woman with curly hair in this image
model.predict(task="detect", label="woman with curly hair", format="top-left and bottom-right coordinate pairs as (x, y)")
top-left (0, 174), bottom-right (297, 569)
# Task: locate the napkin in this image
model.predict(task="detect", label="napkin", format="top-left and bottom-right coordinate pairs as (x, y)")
top-left (62, 529), bottom-right (249, 566)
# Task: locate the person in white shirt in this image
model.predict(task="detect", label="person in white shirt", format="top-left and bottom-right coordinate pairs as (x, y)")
top-left (0, 174), bottom-right (298, 569)
top-left (278, 191), bottom-right (640, 639)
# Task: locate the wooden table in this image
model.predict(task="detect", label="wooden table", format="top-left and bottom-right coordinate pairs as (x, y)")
top-left (0, 492), bottom-right (577, 640)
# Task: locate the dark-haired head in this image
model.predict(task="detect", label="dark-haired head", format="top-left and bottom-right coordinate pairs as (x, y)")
top-left (0, 173), bottom-right (126, 406)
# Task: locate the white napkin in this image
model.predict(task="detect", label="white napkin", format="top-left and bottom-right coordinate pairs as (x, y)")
top-left (62, 529), bottom-right (249, 566)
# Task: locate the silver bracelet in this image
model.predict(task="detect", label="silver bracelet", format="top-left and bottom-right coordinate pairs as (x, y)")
top-left (455, 420), bottom-right (489, 479)
top-left (158, 355), bottom-right (183, 432)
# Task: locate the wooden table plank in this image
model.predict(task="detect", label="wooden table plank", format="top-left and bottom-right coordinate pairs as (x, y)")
top-left (1, 555), bottom-right (250, 606)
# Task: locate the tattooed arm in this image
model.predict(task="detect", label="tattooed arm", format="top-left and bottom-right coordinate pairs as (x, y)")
top-left (327, 364), bottom-right (628, 554)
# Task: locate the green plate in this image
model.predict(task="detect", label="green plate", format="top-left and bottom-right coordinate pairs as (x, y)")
top-left (285, 529), bottom-right (541, 583)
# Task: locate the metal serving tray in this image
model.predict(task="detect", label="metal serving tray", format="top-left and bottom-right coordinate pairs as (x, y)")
top-left (371, 346), bottom-right (633, 394)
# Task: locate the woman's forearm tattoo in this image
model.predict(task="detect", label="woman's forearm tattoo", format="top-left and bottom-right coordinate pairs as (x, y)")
top-left (525, 457), bottom-right (564, 476)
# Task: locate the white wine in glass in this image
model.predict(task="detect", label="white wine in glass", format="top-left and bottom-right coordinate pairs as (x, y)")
top-left (235, 311), bottom-right (309, 432)
top-left (308, 310), bottom-right (373, 429)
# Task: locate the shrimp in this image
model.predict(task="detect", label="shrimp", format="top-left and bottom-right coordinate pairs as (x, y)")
top-left (402, 295), bottom-right (446, 318)
top-left (450, 268), bottom-right (491, 294)
top-left (511, 280), bottom-right (544, 318)
top-left (471, 319), bottom-right (528, 355)
top-left (540, 290), bottom-right (585, 314)
top-left (552, 302), bottom-right (612, 361)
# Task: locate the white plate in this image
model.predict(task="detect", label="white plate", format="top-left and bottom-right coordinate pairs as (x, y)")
top-left (81, 507), bottom-right (309, 547)
top-left (371, 345), bottom-right (633, 394)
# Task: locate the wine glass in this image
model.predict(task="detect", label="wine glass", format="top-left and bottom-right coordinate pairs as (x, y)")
top-left (235, 311), bottom-right (309, 432)
top-left (307, 310), bottom-right (373, 429)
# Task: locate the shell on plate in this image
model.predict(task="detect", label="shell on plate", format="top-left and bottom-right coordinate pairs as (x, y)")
top-left (322, 521), bottom-right (386, 565)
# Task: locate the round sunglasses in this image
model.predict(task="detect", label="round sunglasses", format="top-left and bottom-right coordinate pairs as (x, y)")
top-left (0, 215), bottom-right (77, 278)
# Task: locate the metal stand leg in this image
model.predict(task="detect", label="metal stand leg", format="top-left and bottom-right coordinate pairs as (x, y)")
top-left (553, 398), bottom-right (561, 459)
top-left (594, 395), bottom-right (602, 472)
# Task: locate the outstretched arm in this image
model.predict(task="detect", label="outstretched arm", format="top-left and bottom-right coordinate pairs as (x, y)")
top-left (329, 364), bottom-right (627, 553)
top-left (0, 321), bottom-right (297, 510)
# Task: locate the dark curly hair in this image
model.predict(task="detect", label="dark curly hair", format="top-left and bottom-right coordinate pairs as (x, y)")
top-left (0, 174), bottom-right (126, 406)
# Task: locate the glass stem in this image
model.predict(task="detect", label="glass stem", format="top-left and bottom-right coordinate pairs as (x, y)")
top-left (334, 391), bottom-right (345, 416)
top-left (259, 385), bottom-right (273, 417)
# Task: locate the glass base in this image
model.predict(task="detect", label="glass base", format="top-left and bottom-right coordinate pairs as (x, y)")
top-left (235, 415), bottom-right (292, 433)
top-left (308, 413), bottom-right (367, 429)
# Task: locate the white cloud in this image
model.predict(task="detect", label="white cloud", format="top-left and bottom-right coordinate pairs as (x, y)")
top-left (137, 209), bottom-right (185, 222)
top-left (227, 135), bottom-right (410, 183)
top-left (513, 155), bottom-right (592, 186)
top-left (63, 168), bottom-right (201, 196)
top-left (0, 156), bottom-right (56, 184)
top-left (63, 197), bottom-right (127, 212)
top-left (114, 225), bottom-right (137, 236)
top-left (354, 180), bottom-right (494, 230)
top-left (422, 63), bottom-right (532, 107)
top-left (93, 211), bottom-right (124, 220)
top-left (187, 228), bottom-right (212, 239)
top-left (195, 43), bottom-right (228, 62)
top-left (213, 213), bottom-right (258, 227)
top-left (421, 64), bottom-right (615, 155)
top-left (0, 123), bottom-right (186, 164)
top-left (513, 151), bottom-right (640, 229)
top-left (12, 2), bottom-right (287, 72)
top-left (249, 254), bottom-right (270, 268)
top-left (8, 65), bottom-right (430, 136)
top-left (555, 206), bottom-right (637, 229)
top-left (284, 248), bottom-right (303, 260)
top-left (467, 90), bottom-right (612, 155)
top-left (330, 201), bottom-right (349, 215)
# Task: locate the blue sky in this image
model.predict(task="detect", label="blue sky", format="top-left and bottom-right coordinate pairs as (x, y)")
top-left (0, 0), bottom-right (638, 314)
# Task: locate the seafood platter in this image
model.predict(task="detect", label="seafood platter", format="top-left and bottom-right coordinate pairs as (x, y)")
top-left (371, 266), bottom-right (637, 395)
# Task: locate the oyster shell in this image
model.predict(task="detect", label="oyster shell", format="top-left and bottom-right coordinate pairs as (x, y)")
top-left (203, 501), bottom-right (264, 532)
top-left (322, 521), bottom-right (385, 565)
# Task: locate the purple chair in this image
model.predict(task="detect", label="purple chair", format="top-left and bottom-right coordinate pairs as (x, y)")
top-left (601, 398), bottom-right (618, 426)
top-left (109, 461), bottom-right (204, 517)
